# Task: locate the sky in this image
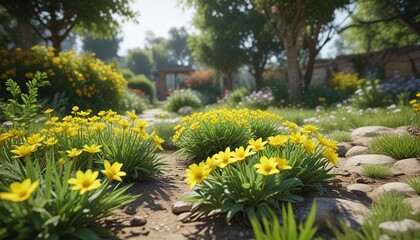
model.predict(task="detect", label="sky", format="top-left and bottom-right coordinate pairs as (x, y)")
top-left (119, 0), bottom-right (195, 56)
top-left (118, 0), bottom-right (346, 58)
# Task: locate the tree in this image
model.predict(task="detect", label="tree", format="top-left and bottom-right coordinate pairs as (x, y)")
top-left (83, 35), bottom-right (122, 62)
top-left (342, 0), bottom-right (419, 54)
top-left (184, 0), bottom-right (282, 90)
top-left (167, 27), bottom-right (194, 66)
top-left (253, 0), bottom-right (349, 102)
top-left (126, 48), bottom-right (154, 77)
top-left (0, 0), bottom-right (138, 52)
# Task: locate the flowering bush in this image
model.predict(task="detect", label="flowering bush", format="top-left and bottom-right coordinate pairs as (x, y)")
top-left (329, 72), bottom-right (365, 94)
top-left (0, 46), bottom-right (127, 112)
top-left (350, 79), bottom-right (392, 109)
top-left (173, 109), bottom-right (284, 161)
top-left (181, 121), bottom-right (338, 222)
top-left (242, 87), bottom-right (274, 110)
top-left (127, 74), bottom-right (155, 103)
top-left (185, 69), bottom-right (220, 104)
top-left (381, 74), bottom-right (420, 101)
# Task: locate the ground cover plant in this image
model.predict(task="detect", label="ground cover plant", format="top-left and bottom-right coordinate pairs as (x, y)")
top-left (361, 165), bottom-right (392, 179)
top-left (0, 77), bottom-right (166, 238)
top-left (368, 134), bottom-right (420, 159)
top-left (405, 176), bottom-right (420, 195)
top-left (180, 120), bottom-right (339, 223)
top-left (173, 108), bottom-right (284, 161)
top-left (165, 89), bottom-right (203, 113)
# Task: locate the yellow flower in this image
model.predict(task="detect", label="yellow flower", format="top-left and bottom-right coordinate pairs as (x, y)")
top-left (416, 92), bottom-right (420, 97)
top-left (302, 139), bottom-right (316, 153)
top-left (290, 131), bottom-right (308, 144)
top-left (215, 147), bottom-right (236, 168)
top-left (59, 158), bottom-right (66, 165)
top-left (101, 160), bottom-right (126, 182)
top-left (232, 146), bottom-right (255, 161)
top-left (150, 131), bottom-right (165, 150)
top-left (300, 124), bottom-right (319, 133)
top-left (71, 106), bottom-right (79, 113)
top-left (282, 120), bottom-right (298, 131)
top-left (135, 119), bottom-right (149, 130)
top-left (126, 111), bottom-right (138, 120)
top-left (11, 144), bottom-right (36, 158)
top-left (324, 147), bottom-right (338, 166)
top-left (67, 169), bottom-right (101, 195)
top-left (205, 155), bottom-right (218, 172)
top-left (43, 108), bottom-right (54, 114)
top-left (0, 178), bottom-right (39, 202)
top-left (26, 133), bottom-right (46, 145)
top-left (276, 156), bottom-right (292, 170)
top-left (248, 138), bottom-right (267, 152)
top-left (66, 148), bottom-right (83, 157)
top-left (43, 137), bottom-right (58, 146)
top-left (119, 119), bottom-right (131, 129)
top-left (185, 162), bottom-right (211, 189)
top-left (254, 156), bottom-right (279, 176)
top-left (82, 144), bottom-right (102, 154)
top-left (268, 135), bottom-right (289, 149)
top-left (317, 133), bottom-right (338, 150)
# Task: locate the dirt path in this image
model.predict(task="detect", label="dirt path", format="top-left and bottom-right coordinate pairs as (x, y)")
top-left (103, 151), bottom-right (253, 240)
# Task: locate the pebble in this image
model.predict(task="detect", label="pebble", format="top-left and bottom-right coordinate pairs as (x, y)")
top-left (130, 216), bottom-right (147, 226)
top-left (172, 201), bottom-right (193, 215)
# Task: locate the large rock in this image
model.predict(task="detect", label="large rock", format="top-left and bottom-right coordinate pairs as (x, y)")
top-left (376, 182), bottom-right (417, 197)
top-left (297, 198), bottom-right (370, 231)
top-left (345, 146), bottom-right (369, 157)
top-left (344, 155), bottom-right (397, 175)
top-left (379, 219), bottom-right (420, 236)
top-left (346, 183), bottom-right (374, 196)
top-left (351, 126), bottom-right (393, 139)
top-left (390, 158), bottom-right (420, 176)
top-left (404, 197), bottom-right (420, 215)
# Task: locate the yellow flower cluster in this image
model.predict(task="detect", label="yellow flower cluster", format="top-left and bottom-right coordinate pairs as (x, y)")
top-left (184, 121), bottom-right (339, 189)
top-left (173, 108), bottom-right (283, 142)
top-left (409, 92), bottom-right (420, 111)
top-left (0, 46), bottom-right (127, 110)
top-left (329, 72), bottom-right (365, 92)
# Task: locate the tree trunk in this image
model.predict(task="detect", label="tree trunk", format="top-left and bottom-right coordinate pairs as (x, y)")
top-left (285, 45), bottom-right (301, 102)
top-left (17, 18), bottom-right (33, 50)
top-left (51, 31), bottom-right (62, 53)
top-left (304, 44), bottom-right (317, 91)
top-left (225, 71), bottom-right (234, 91)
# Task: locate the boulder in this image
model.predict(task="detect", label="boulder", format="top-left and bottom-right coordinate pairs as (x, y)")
top-left (344, 155), bottom-right (397, 175)
top-left (351, 126), bottom-right (393, 138)
top-left (404, 197), bottom-right (420, 215)
top-left (376, 182), bottom-right (417, 197)
top-left (379, 219), bottom-right (420, 236)
top-left (345, 146), bottom-right (369, 157)
top-left (391, 158), bottom-right (420, 176)
top-left (347, 183), bottom-right (374, 196)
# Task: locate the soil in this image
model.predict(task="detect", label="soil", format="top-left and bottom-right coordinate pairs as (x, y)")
top-left (101, 152), bottom-right (405, 240)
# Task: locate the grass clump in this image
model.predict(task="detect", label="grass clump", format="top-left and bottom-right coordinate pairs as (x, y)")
top-left (405, 176), bottom-right (420, 194)
top-left (328, 130), bottom-right (352, 142)
top-left (362, 165), bottom-right (392, 179)
top-left (165, 89), bottom-right (203, 113)
top-left (150, 121), bottom-right (178, 150)
top-left (368, 134), bottom-right (420, 159)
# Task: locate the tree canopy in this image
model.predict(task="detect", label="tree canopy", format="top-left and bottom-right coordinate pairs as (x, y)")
top-left (0, 0), bottom-right (138, 51)
top-left (83, 35), bottom-right (122, 62)
top-left (126, 48), bottom-right (154, 77)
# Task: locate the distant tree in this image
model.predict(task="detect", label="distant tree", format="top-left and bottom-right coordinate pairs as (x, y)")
top-left (83, 35), bottom-right (122, 62)
top-left (253, 0), bottom-right (350, 102)
top-left (342, 0), bottom-right (419, 54)
top-left (0, 0), bottom-right (138, 52)
top-left (167, 27), bottom-right (193, 66)
top-left (126, 48), bottom-right (154, 77)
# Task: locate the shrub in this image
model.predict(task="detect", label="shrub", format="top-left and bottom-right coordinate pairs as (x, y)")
top-left (329, 72), bottom-right (365, 95)
top-left (368, 134), bottom-right (420, 159)
top-left (118, 89), bottom-right (149, 114)
top-left (165, 89), bottom-right (203, 113)
top-left (301, 84), bottom-right (346, 108)
top-left (127, 74), bottom-right (155, 103)
top-left (224, 87), bottom-right (250, 106)
top-left (350, 79), bottom-right (392, 109)
top-left (262, 76), bottom-right (288, 107)
top-left (173, 108), bottom-right (283, 161)
top-left (381, 74), bottom-right (420, 102)
top-left (185, 69), bottom-right (221, 104)
top-left (0, 46), bottom-right (127, 113)
top-left (180, 121), bottom-right (338, 222)
top-left (362, 165), bottom-right (392, 179)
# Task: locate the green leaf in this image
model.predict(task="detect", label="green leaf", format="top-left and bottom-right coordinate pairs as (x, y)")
top-left (70, 228), bottom-right (101, 240)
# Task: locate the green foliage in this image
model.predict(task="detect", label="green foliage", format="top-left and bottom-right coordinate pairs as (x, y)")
top-left (165, 89), bottom-right (203, 113)
top-left (118, 89), bottom-right (148, 114)
top-left (125, 48), bottom-right (154, 77)
top-left (0, 73), bottom-right (49, 129)
top-left (362, 165), bottom-right (392, 179)
top-left (248, 202), bottom-right (320, 240)
top-left (301, 84), bottom-right (347, 107)
top-left (350, 79), bottom-right (392, 109)
top-left (329, 72), bottom-right (365, 95)
top-left (150, 121), bottom-right (178, 150)
top-left (328, 131), bottom-right (352, 142)
top-left (173, 109), bottom-right (283, 161)
top-left (82, 35), bottom-right (121, 62)
top-left (368, 134), bottom-right (420, 159)
top-left (185, 69), bottom-right (220, 104)
top-left (334, 192), bottom-right (419, 240)
top-left (262, 72), bottom-right (288, 106)
top-left (405, 176), bottom-right (420, 195)
top-left (127, 74), bottom-right (156, 103)
top-left (226, 87), bottom-right (250, 106)
top-left (0, 46), bottom-right (127, 113)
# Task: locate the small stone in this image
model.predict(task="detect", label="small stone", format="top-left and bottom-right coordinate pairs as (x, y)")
top-left (130, 216), bottom-right (147, 226)
top-left (178, 106), bottom-right (194, 115)
top-left (341, 171), bottom-right (351, 177)
top-left (379, 219), bottom-right (420, 236)
top-left (238, 231), bottom-right (245, 238)
top-left (172, 201), bottom-right (193, 215)
top-left (376, 182), bottom-right (417, 197)
top-left (337, 142), bottom-right (353, 157)
top-left (177, 212), bottom-right (191, 223)
top-left (355, 177), bottom-right (367, 184)
top-left (124, 206), bottom-right (137, 215)
top-left (347, 183), bottom-right (374, 195)
top-left (345, 146), bottom-right (369, 157)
